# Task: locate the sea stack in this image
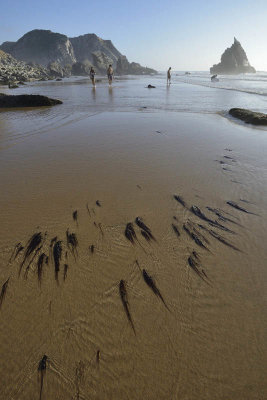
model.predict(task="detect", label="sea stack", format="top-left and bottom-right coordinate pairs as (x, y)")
top-left (210, 38), bottom-right (256, 74)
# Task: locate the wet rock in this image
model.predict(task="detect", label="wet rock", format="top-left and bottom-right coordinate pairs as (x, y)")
top-left (229, 108), bottom-right (267, 125)
top-left (147, 84), bottom-right (155, 88)
top-left (0, 94), bottom-right (62, 108)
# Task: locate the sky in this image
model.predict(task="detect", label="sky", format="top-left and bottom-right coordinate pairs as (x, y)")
top-left (1, 0), bottom-right (267, 71)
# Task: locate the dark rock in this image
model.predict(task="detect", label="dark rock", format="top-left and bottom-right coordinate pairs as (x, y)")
top-left (229, 108), bottom-right (267, 125)
top-left (8, 82), bottom-right (19, 89)
top-left (210, 38), bottom-right (256, 75)
top-left (116, 55), bottom-right (156, 75)
top-left (55, 78), bottom-right (62, 81)
top-left (147, 84), bottom-right (156, 88)
top-left (0, 94), bottom-right (63, 108)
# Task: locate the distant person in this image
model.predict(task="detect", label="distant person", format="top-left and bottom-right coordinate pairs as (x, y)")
top-left (107, 65), bottom-right (114, 85)
top-left (167, 67), bottom-right (172, 84)
top-left (90, 67), bottom-right (96, 86)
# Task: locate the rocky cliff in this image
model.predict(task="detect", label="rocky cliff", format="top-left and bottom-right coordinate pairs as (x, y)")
top-left (0, 49), bottom-right (52, 84)
top-left (0, 30), bottom-right (156, 76)
top-left (70, 34), bottom-right (121, 68)
top-left (210, 38), bottom-right (256, 74)
top-left (1, 30), bottom-right (76, 67)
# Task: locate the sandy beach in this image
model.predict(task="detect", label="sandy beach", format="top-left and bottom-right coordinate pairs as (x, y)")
top-left (0, 75), bottom-right (267, 400)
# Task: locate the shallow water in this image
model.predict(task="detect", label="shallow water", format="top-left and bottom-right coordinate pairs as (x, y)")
top-left (0, 77), bottom-right (267, 400)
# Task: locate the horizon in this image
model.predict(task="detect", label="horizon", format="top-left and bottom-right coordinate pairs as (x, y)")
top-left (1, 0), bottom-right (267, 71)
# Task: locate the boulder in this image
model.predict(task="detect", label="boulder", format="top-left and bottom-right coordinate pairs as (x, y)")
top-left (211, 38), bottom-right (256, 75)
top-left (0, 93), bottom-right (63, 108)
top-left (147, 84), bottom-right (156, 88)
top-left (229, 108), bottom-right (267, 125)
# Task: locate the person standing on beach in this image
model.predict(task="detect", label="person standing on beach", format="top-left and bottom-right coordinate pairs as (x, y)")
top-left (167, 67), bottom-right (171, 85)
top-left (90, 67), bottom-right (96, 86)
top-left (107, 64), bottom-right (114, 85)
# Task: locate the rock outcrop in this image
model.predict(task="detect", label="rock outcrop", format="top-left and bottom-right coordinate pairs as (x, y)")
top-left (229, 108), bottom-right (267, 125)
top-left (1, 29), bottom-right (156, 76)
top-left (0, 49), bottom-right (52, 84)
top-left (116, 55), bottom-right (156, 75)
top-left (0, 93), bottom-right (62, 108)
top-left (210, 38), bottom-right (256, 75)
top-left (1, 30), bottom-right (76, 67)
top-left (70, 34), bottom-right (121, 68)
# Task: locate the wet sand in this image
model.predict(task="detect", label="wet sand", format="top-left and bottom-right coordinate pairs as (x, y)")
top-left (0, 83), bottom-right (267, 399)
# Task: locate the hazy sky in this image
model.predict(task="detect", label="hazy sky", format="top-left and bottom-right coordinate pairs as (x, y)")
top-left (1, 0), bottom-right (267, 71)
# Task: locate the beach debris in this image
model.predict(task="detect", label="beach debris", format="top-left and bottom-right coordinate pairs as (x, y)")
top-left (37, 253), bottom-right (47, 285)
top-left (0, 278), bottom-right (10, 310)
top-left (137, 185), bottom-right (142, 190)
top-left (187, 220), bottom-right (210, 244)
top-left (172, 223), bottom-right (180, 237)
top-left (190, 205), bottom-right (235, 233)
top-left (66, 229), bottom-right (78, 257)
top-left (206, 207), bottom-right (239, 225)
top-left (226, 201), bottom-right (255, 214)
top-left (223, 155), bottom-right (236, 161)
top-left (8, 242), bottom-right (21, 263)
top-left (147, 84), bottom-right (156, 88)
top-left (135, 217), bottom-right (155, 241)
top-left (86, 203), bottom-right (91, 217)
top-left (173, 216), bottom-right (178, 221)
top-left (24, 245), bottom-right (43, 280)
top-left (142, 269), bottom-right (169, 311)
top-left (90, 245), bottom-right (95, 254)
top-left (124, 223), bottom-right (137, 244)
top-left (96, 200), bottom-right (101, 207)
top-left (183, 223), bottom-right (209, 250)
top-left (72, 210), bottom-right (78, 224)
top-left (19, 232), bottom-right (42, 276)
top-left (187, 255), bottom-right (207, 281)
top-left (14, 244), bottom-right (24, 260)
top-left (173, 194), bottom-right (187, 208)
top-left (141, 230), bottom-right (151, 242)
top-left (198, 224), bottom-right (241, 251)
top-left (96, 350), bottom-right (100, 364)
top-left (53, 241), bottom-right (62, 281)
top-left (119, 280), bottom-right (136, 335)
top-left (63, 264), bottom-right (68, 281)
top-left (38, 355), bottom-right (48, 400)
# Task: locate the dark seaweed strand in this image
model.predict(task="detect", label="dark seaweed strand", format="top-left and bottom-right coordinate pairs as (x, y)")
top-left (172, 223), bottom-right (180, 237)
top-left (142, 269), bottom-right (170, 311)
top-left (86, 203), bottom-right (91, 217)
top-left (119, 280), bottom-right (136, 335)
top-left (226, 201), bottom-right (256, 214)
top-left (187, 256), bottom-right (206, 281)
top-left (141, 230), bottom-right (151, 242)
top-left (19, 232), bottom-right (42, 276)
top-left (24, 246), bottom-right (43, 280)
top-left (206, 207), bottom-right (240, 226)
top-left (135, 217), bottom-right (156, 241)
top-left (53, 241), bottom-right (62, 282)
top-left (190, 205), bottom-right (235, 233)
top-left (198, 224), bottom-right (241, 252)
top-left (0, 278), bottom-right (10, 309)
top-left (173, 195), bottom-right (187, 208)
top-left (37, 253), bottom-right (47, 286)
top-left (63, 264), bottom-right (68, 281)
top-left (38, 355), bottom-right (47, 400)
top-left (125, 223), bottom-right (137, 244)
top-left (183, 224), bottom-right (209, 250)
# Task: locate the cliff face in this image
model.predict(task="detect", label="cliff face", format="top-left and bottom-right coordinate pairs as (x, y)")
top-left (70, 34), bottom-right (121, 67)
top-left (0, 30), bottom-right (156, 76)
top-left (0, 30), bottom-right (76, 67)
top-left (210, 38), bottom-right (256, 74)
top-left (0, 49), bottom-right (51, 83)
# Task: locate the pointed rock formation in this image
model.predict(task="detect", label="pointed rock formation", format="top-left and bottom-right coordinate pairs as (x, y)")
top-left (210, 38), bottom-right (256, 74)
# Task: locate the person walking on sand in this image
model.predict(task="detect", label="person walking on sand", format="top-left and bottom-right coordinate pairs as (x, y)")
top-left (107, 64), bottom-right (114, 85)
top-left (90, 67), bottom-right (96, 86)
top-left (167, 67), bottom-right (171, 85)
